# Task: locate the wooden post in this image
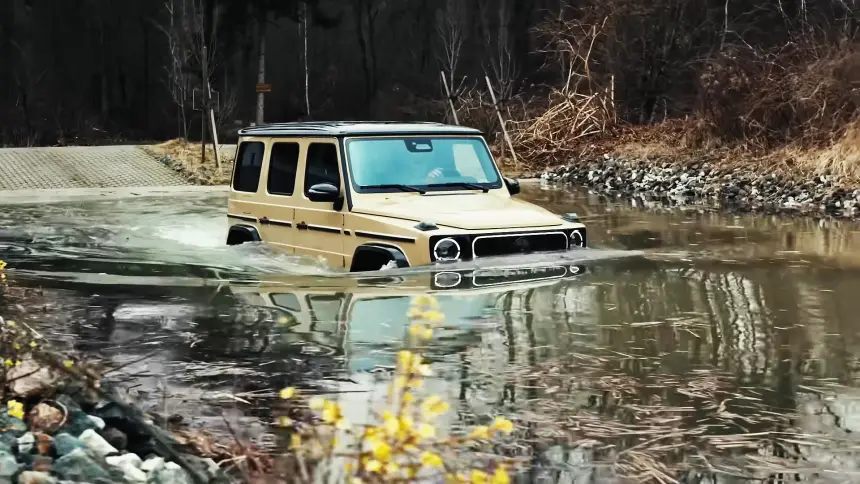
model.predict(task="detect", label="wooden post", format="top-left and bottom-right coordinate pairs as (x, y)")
top-left (440, 71), bottom-right (459, 125)
top-left (485, 75), bottom-right (518, 171)
top-left (201, 45), bottom-right (208, 166)
top-left (207, 81), bottom-right (221, 170)
top-left (610, 74), bottom-right (616, 124)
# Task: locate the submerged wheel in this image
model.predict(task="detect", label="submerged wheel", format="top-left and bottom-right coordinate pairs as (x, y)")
top-left (226, 225), bottom-right (261, 246)
top-left (350, 244), bottom-right (409, 272)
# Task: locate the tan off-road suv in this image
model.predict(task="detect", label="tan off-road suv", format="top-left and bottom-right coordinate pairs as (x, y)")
top-left (226, 121), bottom-right (587, 271)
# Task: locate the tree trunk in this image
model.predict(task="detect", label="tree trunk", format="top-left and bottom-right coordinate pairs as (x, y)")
top-left (303, 3), bottom-right (310, 118)
top-left (354, 1), bottom-right (373, 106)
top-left (255, 13), bottom-right (266, 125)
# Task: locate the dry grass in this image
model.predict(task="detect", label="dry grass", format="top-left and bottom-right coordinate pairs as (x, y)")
top-left (144, 139), bottom-right (235, 186)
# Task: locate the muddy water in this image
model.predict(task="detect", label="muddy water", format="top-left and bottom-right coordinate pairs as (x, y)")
top-left (2, 184), bottom-right (860, 482)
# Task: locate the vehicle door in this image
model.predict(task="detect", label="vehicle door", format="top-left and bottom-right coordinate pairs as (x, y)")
top-left (258, 140), bottom-right (301, 254)
top-left (227, 139), bottom-right (267, 233)
top-left (294, 139), bottom-right (346, 267)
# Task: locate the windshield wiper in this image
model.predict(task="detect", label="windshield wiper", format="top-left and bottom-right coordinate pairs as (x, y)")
top-left (363, 184), bottom-right (426, 194)
top-left (430, 182), bottom-right (489, 193)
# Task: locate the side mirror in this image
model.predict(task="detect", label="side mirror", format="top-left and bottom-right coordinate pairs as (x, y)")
top-left (504, 177), bottom-right (520, 196)
top-left (307, 183), bottom-right (340, 202)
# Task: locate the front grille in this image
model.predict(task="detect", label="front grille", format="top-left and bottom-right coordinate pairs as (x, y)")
top-left (472, 232), bottom-right (568, 258)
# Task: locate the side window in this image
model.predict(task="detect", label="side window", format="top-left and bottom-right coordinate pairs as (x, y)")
top-left (271, 293), bottom-right (301, 312)
top-left (232, 141), bottom-right (265, 193)
top-left (304, 143), bottom-right (340, 195)
top-left (307, 294), bottom-right (345, 333)
top-left (267, 142), bottom-right (300, 195)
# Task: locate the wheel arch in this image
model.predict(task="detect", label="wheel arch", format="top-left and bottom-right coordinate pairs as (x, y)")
top-left (349, 243), bottom-right (410, 272)
top-left (226, 224), bottom-right (262, 246)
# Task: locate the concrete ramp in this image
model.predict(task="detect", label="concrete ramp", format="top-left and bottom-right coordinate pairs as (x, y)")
top-left (0, 146), bottom-right (189, 191)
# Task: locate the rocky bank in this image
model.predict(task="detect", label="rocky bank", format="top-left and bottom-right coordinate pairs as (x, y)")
top-left (540, 155), bottom-right (860, 218)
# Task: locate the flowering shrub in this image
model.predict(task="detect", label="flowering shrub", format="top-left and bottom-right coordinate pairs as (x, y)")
top-left (277, 294), bottom-right (515, 483)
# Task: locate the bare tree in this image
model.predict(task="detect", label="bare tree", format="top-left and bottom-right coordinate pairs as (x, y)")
top-left (478, 0), bottom-right (520, 103)
top-left (255, 11), bottom-right (266, 125)
top-left (157, 0), bottom-right (217, 140)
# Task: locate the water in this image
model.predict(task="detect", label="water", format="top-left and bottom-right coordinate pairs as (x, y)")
top-left (2, 184), bottom-right (860, 482)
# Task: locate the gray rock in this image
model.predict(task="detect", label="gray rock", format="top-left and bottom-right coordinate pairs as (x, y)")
top-left (53, 434), bottom-right (87, 456)
top-left (86, 416), bottom-right (105, 430)
top-left (54, 448), bottom-right (110, 481)
top-left (16, 471), bottom-right (56, 484)
top-left (0, 451), bottom-right (20, 478)
top-left (140, 456), bottom-right (165, 473)
top-left (78, 429), bottom-right (117, 457)
top-left (148, 462), bottom-right (192, 484)
top-left (17, 433), bottom-right (34, 454)
top-left (107, 454), bottom-right (146, 482)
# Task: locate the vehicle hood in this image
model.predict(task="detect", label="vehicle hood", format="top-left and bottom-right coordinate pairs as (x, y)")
top-left (351, 193), bottom-right (564, 230)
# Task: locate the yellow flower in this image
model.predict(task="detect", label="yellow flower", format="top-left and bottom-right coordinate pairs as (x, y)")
top-left (383, 412), bottom-right (399, 437)
top-left (397, 350), bottom-right (415, 372)
top-left (421, 396), bottom-right (450, 417)
top-left (409, 323), bottom-right (433, 340)
top-left (421, 451), bottom-right (444, 468)
top-left (384, 462), bottom-right (400, 474)
top-left (492, 417), bottom-right (514, 434)
top-left (403, 392), bottom-right (414, 404)
top-left (372, 441), bottom-right (391, 462)
top-left (7, 400), bottom-right (23, 420)
top-left (469, 426), bottom-right (490, 440)
top-left (12, 344), bottom-right (19, 350)
top-left (278, 416), bottom-right (293, 427)
top-left (290, 433), bottom-right (302, 449)
top-left (412, 295), bottom-right (438, 307)
top-left (418, 423), bottom-right (436, 439)
top-left (4, 320), bottom-right (12, 327)
top-left (280, 387), bottom-right (295, 399)
top-left (28, 341), bottom-right (37, 349)
top-left (422, 310), bottom-right (445, 323)
top-left (62, 360), bottom-right (74, 368)
top-left (491, 466), bottom-right (510, 484)
top-left (365, 459), bottom-right (383, 473)
top-left (3, 359), bottom-right (12, 368)
top-left (321, 400), bottom-right (345, 426)
top-left (308, 396), bottom-right (325, 411)
top-left (470, 470), bottom-right (489, 484)
top-left (416, 364), bottom-right (433, 376)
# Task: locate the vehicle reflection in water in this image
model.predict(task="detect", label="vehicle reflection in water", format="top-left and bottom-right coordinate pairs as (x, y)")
top-left (7, 187), bottom-right (860, 481)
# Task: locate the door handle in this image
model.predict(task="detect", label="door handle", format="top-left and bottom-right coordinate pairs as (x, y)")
top-left (296, 222), bottom-right (308, 230)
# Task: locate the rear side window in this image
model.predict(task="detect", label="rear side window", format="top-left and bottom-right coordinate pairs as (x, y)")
top-left (267, 142), bottom-right (300, 195)
top-left (232, 142), bottom-right (265, 192)
top-left (304, 143), bottom-right (340, 195)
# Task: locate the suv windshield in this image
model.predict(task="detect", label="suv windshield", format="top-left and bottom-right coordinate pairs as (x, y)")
top-left (345, 136), bottom-right (502, 192)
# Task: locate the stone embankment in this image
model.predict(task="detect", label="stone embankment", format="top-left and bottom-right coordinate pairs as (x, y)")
top-left (541, 155), bottom-right (860, 218)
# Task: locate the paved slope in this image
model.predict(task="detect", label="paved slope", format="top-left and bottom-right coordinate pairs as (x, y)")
top-left (0, 146), bottom-right (189, 191)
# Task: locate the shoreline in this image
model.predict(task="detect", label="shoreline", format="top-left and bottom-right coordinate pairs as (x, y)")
top-left (538, 155), bottom-right (860, 220)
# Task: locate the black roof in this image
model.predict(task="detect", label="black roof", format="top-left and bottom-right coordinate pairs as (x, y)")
top-left (237, 121), bottom-right (483, 137)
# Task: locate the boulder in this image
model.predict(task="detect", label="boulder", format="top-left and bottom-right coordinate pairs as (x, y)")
top-left (7, 357), bottom-right (58, 398)
top-left (147, 462), bottom-right (192, 484)
top-left (53, 434), bottom-right (86, 456)
top-left (28, 404), bottom-right (63, 434)
top-left (78, 429), bottom-right (117, 457)
top-left (16, 471), bottom-right (55, 484)
top-left (54, 448), bottom-right (110, 482)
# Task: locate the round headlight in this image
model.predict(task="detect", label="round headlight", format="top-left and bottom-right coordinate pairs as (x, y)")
top-left (569, 230), bottom-right (585, 248)
top-left (433, 238), bottom-right (461, 261)
top-left (433, 271), bottom-right (462, 288)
